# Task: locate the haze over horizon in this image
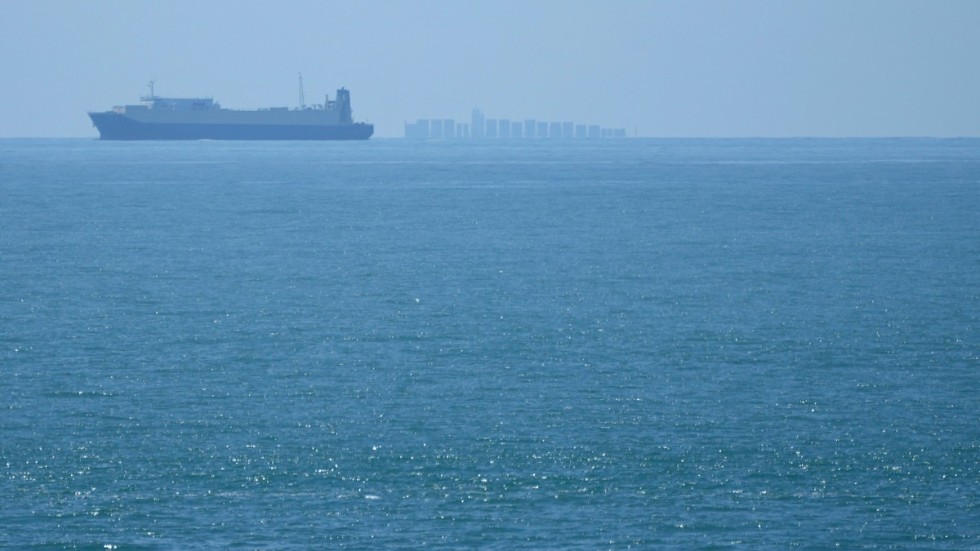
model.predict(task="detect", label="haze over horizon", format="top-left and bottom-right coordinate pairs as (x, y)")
top-left (1, 0), bottom-right (978, 138)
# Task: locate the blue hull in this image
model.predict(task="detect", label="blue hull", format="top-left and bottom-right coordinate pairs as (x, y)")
top-left (89, 112), bottom-right (373, 141)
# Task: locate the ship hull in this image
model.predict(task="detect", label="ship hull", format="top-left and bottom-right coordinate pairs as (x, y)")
top-left (89, 112), bottom-right (373, 141)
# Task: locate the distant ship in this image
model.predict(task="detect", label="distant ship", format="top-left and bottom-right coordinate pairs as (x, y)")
top-left (89, 82), bottom-right (373, 140)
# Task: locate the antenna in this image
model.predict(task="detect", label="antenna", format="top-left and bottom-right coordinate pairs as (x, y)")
top-left (298, 73), bottom-right (305, 109)
top-left (148, 79), bottom-right (156, 98)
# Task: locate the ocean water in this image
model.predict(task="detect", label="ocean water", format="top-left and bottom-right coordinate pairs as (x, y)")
top-left (1, 138), bottom-right (977, 549)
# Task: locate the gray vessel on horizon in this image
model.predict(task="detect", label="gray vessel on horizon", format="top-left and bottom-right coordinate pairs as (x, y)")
top-left (89, 82), bottom-right (373, 141)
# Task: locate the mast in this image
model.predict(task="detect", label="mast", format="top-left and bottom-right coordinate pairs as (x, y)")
top-left (298, 73), bottom-right (305, 109)
top-left (140, 79), bottom-right (158, 104)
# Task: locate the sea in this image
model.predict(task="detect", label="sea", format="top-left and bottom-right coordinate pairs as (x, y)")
top-left (1, 137), bottom-right (977, 549)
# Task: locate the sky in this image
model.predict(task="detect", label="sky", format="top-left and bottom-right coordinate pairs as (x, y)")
top-left (1, 0), bottom-right (978, 138)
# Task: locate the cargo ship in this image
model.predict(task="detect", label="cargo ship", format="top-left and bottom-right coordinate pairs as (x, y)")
top-left (89, 83), bottom-right (373, 140)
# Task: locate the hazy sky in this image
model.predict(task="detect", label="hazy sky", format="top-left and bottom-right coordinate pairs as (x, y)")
top-left (1, 0), bottom-right (978, 138)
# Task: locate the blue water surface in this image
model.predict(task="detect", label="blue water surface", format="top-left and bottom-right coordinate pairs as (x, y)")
top-left (1, 138), bottom-right (978, 549)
